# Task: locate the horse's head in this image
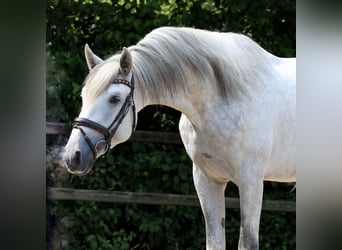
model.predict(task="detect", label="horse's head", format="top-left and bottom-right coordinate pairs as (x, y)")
top-left (63, 45), bottom-right (137, 175)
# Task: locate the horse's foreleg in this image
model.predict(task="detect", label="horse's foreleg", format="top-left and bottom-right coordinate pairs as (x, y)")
top-left (193, 164), bottom-right (227, 250)
top-left (237, 165), bottom-right (264, 250)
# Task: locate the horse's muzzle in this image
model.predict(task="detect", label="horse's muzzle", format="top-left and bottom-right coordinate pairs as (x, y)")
top-left (63, 149), bottom-right (94, 176)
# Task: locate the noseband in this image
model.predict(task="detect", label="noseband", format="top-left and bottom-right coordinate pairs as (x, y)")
top-left (72, 74), bottom-right (136, 159)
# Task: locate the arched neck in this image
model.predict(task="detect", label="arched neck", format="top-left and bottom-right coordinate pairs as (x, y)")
top-left (133, 76), bottom-right (204, 130)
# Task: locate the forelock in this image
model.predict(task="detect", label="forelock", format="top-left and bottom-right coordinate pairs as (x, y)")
top-left (82, 59), bottom-right (120, 103)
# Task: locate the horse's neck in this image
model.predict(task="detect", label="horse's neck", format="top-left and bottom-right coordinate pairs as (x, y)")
top-left (134, 78), bottom-right (205, 129)
top-left (132, 51), bottom-right (281, 131)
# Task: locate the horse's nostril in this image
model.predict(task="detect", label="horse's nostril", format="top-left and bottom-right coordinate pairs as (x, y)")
top-left (72, 150), bottom-right (81, 166)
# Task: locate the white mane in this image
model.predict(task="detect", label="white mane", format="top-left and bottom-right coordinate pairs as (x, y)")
top-left (130, 27), bottom-right (276, 101)
top-left (84, 27), bottom-right (277, 103)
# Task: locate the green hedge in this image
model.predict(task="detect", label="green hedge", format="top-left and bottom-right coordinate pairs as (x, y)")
top-left (47, 0), bottom-right (295, 249)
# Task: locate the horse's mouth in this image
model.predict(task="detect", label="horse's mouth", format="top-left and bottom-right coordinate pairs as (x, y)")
top-left (62, 157), bottom-right (94, 176)
top-left (66, 165), bottom-right (93, 176)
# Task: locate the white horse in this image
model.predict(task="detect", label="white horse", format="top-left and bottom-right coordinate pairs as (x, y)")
top-left (62, 27), bottom-right (296, 250)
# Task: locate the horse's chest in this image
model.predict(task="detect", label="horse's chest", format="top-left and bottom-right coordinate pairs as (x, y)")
top-left (179, 114), bottom-right (243, 181)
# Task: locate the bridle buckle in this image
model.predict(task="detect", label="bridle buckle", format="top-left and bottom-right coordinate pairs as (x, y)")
top-left (95, 139), bottom-right (109, 157)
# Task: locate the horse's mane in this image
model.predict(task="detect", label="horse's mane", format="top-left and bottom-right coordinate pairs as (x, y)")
top-left (84, 27), bottom-right (275, 102)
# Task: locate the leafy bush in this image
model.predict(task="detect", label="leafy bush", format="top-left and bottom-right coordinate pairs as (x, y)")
top-left (47, 0), bottom-right (295, 249)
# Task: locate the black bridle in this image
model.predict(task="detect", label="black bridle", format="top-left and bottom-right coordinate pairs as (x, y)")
top-left (72, 74), bottom-right (136, 159)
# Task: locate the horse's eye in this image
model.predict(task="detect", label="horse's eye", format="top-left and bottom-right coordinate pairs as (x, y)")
top-left (109, 95), bottom-right (121, 104)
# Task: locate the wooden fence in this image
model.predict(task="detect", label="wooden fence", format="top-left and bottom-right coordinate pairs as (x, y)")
top-left (46, 122), bottom-right (296, 212)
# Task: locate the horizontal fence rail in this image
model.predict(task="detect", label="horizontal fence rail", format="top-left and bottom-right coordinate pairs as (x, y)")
top-left (47, 187), bottom-right (296, 212)
top-left (47, 122), bottom-right (296, 212)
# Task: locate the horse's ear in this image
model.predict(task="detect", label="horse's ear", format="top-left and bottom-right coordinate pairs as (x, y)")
top-left (119, 47), bottom-right (132, 76)
top-left (84, 44), bottom-right (103, 70)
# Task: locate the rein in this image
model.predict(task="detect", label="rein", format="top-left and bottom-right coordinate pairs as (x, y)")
top-left (72, 74), bottom-right (136, 159)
